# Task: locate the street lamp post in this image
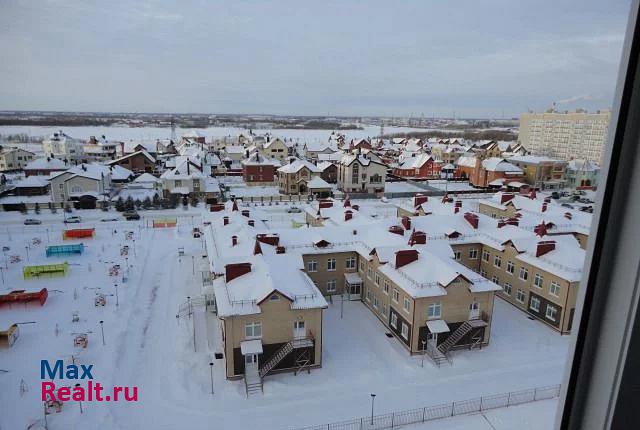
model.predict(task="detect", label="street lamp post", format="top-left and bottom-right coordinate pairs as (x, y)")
top-left (421, 340), bottom-right (426, 368)
top-left (209, 362), bottom-right (214, 395)
top-left (99, 320), bottom-right (105, 345)
top-left (370, 393), bottom-right (376, 425)
top-left (115, 284), bottom-right (119, 307)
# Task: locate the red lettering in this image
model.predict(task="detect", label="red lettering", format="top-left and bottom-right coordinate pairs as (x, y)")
top-left (72, 386), bottom-right (84, 401)
top-left (124, 386), bottom-right (138, 402)
top-left (41, 382), bottom-right (56, 401)
top-left (58, 386), bottom-right (70, 402)
top-left (94, 382), bottom-right (104, 401)
top-left (113, 386), bottom-right (122, 401)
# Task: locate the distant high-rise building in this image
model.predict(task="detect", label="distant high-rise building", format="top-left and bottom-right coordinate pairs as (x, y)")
top-left (518, 110), bottom-right (611, 163)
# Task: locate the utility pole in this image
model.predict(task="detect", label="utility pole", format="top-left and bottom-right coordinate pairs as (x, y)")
top-left (99, 320), bottom-right (105, 345)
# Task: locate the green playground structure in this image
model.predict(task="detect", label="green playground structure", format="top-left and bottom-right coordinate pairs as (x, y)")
top-left (23, 262), bottom-right (69, 279)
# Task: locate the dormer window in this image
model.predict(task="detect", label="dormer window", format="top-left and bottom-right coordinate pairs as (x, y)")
top-left (269, 294), bottom-right (279, 301)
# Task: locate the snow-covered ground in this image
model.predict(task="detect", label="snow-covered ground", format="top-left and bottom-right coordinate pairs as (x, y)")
top-left (428, 180), bottom-right (477, 192)
top-left (384, 182), bottom-right (429, 193)
top-left (0, 204), bottom-right (570, 430)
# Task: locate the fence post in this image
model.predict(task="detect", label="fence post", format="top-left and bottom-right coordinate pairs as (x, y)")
top-left (391, 412), bottom-right (395, 428)
top-left (507, 392), bottom-right (512, 407)
top-left (422, 407), bottom-right (426, 422)
top-left (451, 402), bottom-right (455, 416)
top-left (480, 396), bottom-right (484, 411)
top-left (534, 388), bottom-right (538, 401)
top-left (360, 417), bottom-right (363, 430)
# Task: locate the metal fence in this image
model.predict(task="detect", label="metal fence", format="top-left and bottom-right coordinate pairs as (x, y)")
top-left (290, 384), bottom-right (560, 430)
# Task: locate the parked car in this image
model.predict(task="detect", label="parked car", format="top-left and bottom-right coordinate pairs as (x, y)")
top-left (24, 218), bottom-right (42, 225)
top-left (100, 217), bottom-right (119, 222)
top-left (561, 203), bottom-right (574, 209)
top-left (287, 206), bottom-right (302, 213)
top-left (380, 197), bottom-right (389, 203)
top-left (123, 211), bottom-right (141, 220)
top-left (551, 191), bottom-right (560, 199)
top-left (64, 216), bottom-right (82, 223)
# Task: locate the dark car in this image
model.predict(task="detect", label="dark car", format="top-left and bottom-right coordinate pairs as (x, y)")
top-left (24, 218), bottom-right (42, 225)
top-left (551, 191), bottom-right (560, 199)
top-left (123, 211), bottom-right (141, 220)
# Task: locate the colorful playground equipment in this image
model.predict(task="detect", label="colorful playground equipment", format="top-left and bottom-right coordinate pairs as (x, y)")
top-left (0, 288), bottom-right (48, 306)
top-left (0, 324), bottom-right (19, 348)
top-left (23, 262), bottom-right (69, 279)
top-left (46, 243), bottom-right (84, 257)
top-left (62, 228), bottom-right (95, 240)
top-left (153, 218), bottom-right (177, 228)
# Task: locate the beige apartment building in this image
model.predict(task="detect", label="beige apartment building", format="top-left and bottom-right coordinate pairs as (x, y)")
top-left (0, 148), bottom-right (35, 171)
top-left (277, 158), bottom-right (323, 194)
top-left (518, 110), bottom-right (611, 163)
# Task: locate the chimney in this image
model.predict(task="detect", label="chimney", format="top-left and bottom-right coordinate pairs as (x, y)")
top-left (413, 194), bottom-right (428, 208)
top-left (248, 219), bottom-right (255, 227)
top-left (544, 196), bottom-right (551, 203)
top-left (395, 249), bottom-right (419, 269)
top-left (500, 193), bottom-right (515, 204)
top-left (409, 230), bottom-right (427, 245)
top-left (455, 200), bottom-right (462, 208)
top-left (253, 240), bottom-right (262, 255)
top-left (319, 200), bottom-right (333, 209)
top-left (441, 193), bottom-right (449, 203)
top-left (225, 262), bottom-right (252, 283)
top-left (343, 196), bottom-right (351, 207)
top-left (352, 204), bottom-right (359, 211)
top-left (353, 229), bottom-right (357, 235)
top-left (542, 202), bottom-right (548, 212)
top-left (232, 199), bottom-right (239, 211)
top-left (344, 210), bottom-right (353, 221)
top-left (401, 216), bottom-right (412, 230)
top-left (534, 222), bottom-right (547, 237)
top-left (241, 209), bottom-right (250, 217)
top-left (497, 220), bottom-right (507, 228)
top-left (256, 234), bottom-right (279, 246)
top-left (506, 218), bottom-right (519, 226)
top-left (454, 205), bottom-right (460, 214)
top-left (388, 225), bottom-right (404, 236)
top-left (529, 189), bottom-right (537, 199)
top-left (535, 240), bottom-right (556, 257)
top-left (564, 212), bottom-right (573, 220)
top-left (276, 246), bottom-right (286, 254)
top-left (232, 235), bottom-right (238, 246)
top-left (223, 216), bottom-right (229, 226)
top-left (464, 212), bottom-right (479, 229)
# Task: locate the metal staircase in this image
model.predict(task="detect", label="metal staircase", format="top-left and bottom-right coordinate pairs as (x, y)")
top-left (244, 365), bottom-right (263, 397)
top-left (258, 336), bottom-right (315, 379)
top-left (425, 341), bottom-right (451, 367)
top-left (259, 342), bottom-right (294, 378)
top-left (438, 319), bottom-right (487, 354)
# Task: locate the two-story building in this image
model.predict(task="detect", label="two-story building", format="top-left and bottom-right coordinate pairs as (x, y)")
top-left (276, 158), bottom-right (323, 194)
top-left (336, 152), bottom-right (386, 194)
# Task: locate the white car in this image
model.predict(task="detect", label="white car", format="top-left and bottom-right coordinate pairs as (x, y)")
top-left (64, 216), bottom-right (82, 223)
top-left (287, 206), bottom-right (302, 213)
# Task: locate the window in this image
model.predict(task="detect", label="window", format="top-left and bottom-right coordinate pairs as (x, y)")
top-left (480, 269), bottom-right (487, 278)
top-left (327, 258), bottom-right (336, 271)
top-left (519, 267), bottom-right (529, 281)
top-left (401, 323), bottom-right (409, 340)
top-left (390, 313), bottom-right (398, 329)
top-left (530, 296), bottom-right (541, 312)
top-left (269, 294), bottom-right (279, 301)
top-left (174, 179), bottom-right (182, 187)
top-left (545, 304), bottom-right (558, 322)
top-left (533, 273), bottom-right (544, 288)
top-left (516, 289), bottom-right (526, 303)
top-left (504, 282), bottom-right (512, 296)
top-left (482, 250), bottom-right (490, 262)
top-left (383, 280), bottom-right (389, 294)
top-left (492, 275), bottom-right (499, 285)
top-left (367, 267), bottom-right (372, 279)
top-left (454, 251), bottom-right (461, 261)
top-left (360, 260), bottom-right (365, 271)
top-left (327, 280), bottom-right (337, 293)
top-left (403, 297), bottom-right (411, 313)
top-left (373, 296), bottom-right (379, 309)
top-left (245, 322), bottom-right (262, 339)
top-left (392, 289), bottom-right (399, 303)
top-left (71, 185), bottom-right (83, 193)
top-left (494, 255), bottom-right (502, 268)
top-left (550, 281), bottom-right (561, 297)
top-left (375, 273), bottom-right (380, 286)
top-left (346, 256), bottom-right (356, 269)
top-left (506, 261), bottom-right (515, 274)
top-left (307, 259), bottom-right (317, 272)
top-left (366, 289), bottom-right (372, 302)
top-left (469, 248), bottom-right (478, 259)
top-left (427, 302), bottom-right (441, 319)
top-left (382, 303), bottom-right (388, 318)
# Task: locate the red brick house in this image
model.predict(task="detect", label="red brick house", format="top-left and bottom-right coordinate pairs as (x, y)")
top-left (107, 150), bottom-right (157, 174)
top-left (393, 153), bottom-right (441, 178)
top-left (241, 152), bottom-right (280, 185)
top-left (456, 156), bottom-right (524, 188)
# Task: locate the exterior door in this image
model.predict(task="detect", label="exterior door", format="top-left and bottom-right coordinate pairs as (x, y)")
top-left (350, 283), bottom-right (361, 295)
top-left (294, 320), bottom-right (306, 339)
top-left (245, 354), bottom-right (258, 369)
top-left (427, 332), bottom-right (438, 348)
top-left (469, 301), bottom-right (480, 320)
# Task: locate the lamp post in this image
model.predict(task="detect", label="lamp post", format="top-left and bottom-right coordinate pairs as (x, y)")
top-left (370, 393), bottom-right (376, 425)
top-left (209, 362), bottom-right (214, 395)
top-left (75, 383), bottom-right (83, 413)
top-left (114, 283), bottom-right (119, 307)
top-left (421, 340), bottom-right (426, 368)
top-left (99, 320), bottom-right (105, 345)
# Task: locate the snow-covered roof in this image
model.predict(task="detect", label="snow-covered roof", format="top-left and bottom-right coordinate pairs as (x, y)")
top-left (306, 176), bottom-right (331, 189)
top-left (482, 157), bottom-right (523, 173)
top-left (397, 153), bottom-right (433, 169)
top-left (13, 176), bottom-right (50, 188)
top-left (160, 160), bottom-right (204, 180)
top-left (241, 152), bottom-right (281, 167)
top-left (508, 155), bottom-right (564, 164)
top-left (134, 173), bottom-right (161, 183)
top-left (567, 159), bottom-right (600, 172)
top-left (277, 158), bottom-right (323, 174)
top-left (24, 157), bottom-right (67, 170)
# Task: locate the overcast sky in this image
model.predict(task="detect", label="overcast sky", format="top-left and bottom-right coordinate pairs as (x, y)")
top-left (0, 0), bottom-right (631, 117)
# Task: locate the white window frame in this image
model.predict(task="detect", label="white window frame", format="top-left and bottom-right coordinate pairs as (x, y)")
top-left (401, 322), bottom-right (409, 340)
top-left (519, 267), bottom-right (529, 281)
top-left (550, 281), bottom-right (561, 297)
top-left (494, 255), bottom-right (502, 268)
top-left (530, 296), bottom-right (541, 312)
top-left (346, 256), bottom-right (356, 269)
top-left (469, 248), bottom-right (478, 260)
top-left (482, 249), bottom-right (490, 262)
top-left (327, 258), bottom-right (336, 271)
top-left (516, 289), bottom-right (526, 303)
top-left (390, 313), bottom-right (398, 329)
top-left (507, 260), bottom-right (515, 274)
top-left (307, 259), bottom-right (317, 272)
top-left (454, 251), bottom-right (461, 261)
top-left (504, 282), bottom-right (512, 296)
top-left (392, 289), bottom-right (399, 303)
top-left (383, 280), bottom-right (389, 294)
top-left (245, 321), bottom-right (262, 339)
top-left (427, 302), bottom-right (441, 319)
top-left (545, 304), bottom-right (558, 322)
top-left (327, 279), bottom-right (337, 293)
top-left (534, 273), bottom-right (544, 288)
top-left (403, 297), bottom-right (411, 313)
